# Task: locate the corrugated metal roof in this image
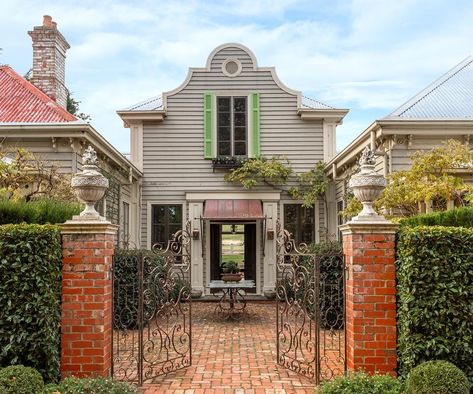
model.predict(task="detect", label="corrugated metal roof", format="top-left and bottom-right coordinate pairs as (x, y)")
top-left (0, 65), bottom-right (76, 123)
top-left (301, 95), bottom-right (336, 110)
top-left (385, 56), bottom-right (473, 119)
top-left (122, 95), bottom-right (164, 111)
top-left (123, 93), bottom-right (335, 112)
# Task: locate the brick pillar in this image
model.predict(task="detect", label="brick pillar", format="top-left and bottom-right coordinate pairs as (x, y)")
top-left (340, 221), bottom-right (399, 376)
top-left (60, 221), bottom-right (118, 378)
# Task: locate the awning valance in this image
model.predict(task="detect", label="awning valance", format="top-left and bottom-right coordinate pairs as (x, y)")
top-left (202, 199), bottom-right (264, 220)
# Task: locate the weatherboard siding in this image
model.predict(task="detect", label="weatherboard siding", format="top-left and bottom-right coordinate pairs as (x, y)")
top-left (140, 46), bottom-right (325, 247)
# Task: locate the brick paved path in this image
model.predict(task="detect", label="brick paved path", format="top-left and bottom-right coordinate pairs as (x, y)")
top-left (141, 301), bottom-right (315, 394)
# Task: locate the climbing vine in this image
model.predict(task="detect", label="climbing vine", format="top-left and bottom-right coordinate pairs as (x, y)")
top-left (224, 156), bottom-right (328, 207)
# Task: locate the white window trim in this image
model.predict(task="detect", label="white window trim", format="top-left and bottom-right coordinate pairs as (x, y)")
top-left (146, 201), bottom-right (186, 250)
top-left (211, 91), bottom-right (254, 158)
top-left (280, 200), bottom-right (319, 244)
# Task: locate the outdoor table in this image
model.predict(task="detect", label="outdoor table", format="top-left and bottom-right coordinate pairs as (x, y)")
top-left (208, 280), bottom-right (255, 320)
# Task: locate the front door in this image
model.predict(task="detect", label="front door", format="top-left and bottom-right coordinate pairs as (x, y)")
top-left (210, 223), bottom-right (257, 293)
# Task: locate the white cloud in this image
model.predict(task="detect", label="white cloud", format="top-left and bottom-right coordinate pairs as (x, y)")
top-left (1, 0), bottom-right (472, 153)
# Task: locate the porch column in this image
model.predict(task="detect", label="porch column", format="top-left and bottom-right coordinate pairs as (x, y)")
top-left (263, 202), bottom-right (277, 292)
top-left (189, 201), bottom-right (204, 294)
top-left (341, 220), bottom-right (398, 376)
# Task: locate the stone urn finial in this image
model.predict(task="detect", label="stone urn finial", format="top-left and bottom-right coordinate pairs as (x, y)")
top-left (71, 146), bottom-right (109, 220)
top-left (348, 146), bottom-right (387, 222)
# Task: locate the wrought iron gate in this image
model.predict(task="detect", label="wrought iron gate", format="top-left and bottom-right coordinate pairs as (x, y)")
top-left (112, 222), bottom-right (192, 386)
top-left (276, 220), bottom-right (346, 384)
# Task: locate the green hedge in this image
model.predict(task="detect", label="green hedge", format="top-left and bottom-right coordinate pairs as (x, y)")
top-left (400, 207), bottom-right (473, 228)
top-left (0, 198), bottom-right (81, 225)
top-left (0, 224), bottom-right (62, 382)
top-left (397, 225), bottom-right (473, 384)
top-left (0, 365), bottom-right (45, 394)
top-left (45, 376), bottom-right (137, 394)
top-left (405, 360), bottom-right (470, 394)
top-left (315, 371), bottom-right (402, 393)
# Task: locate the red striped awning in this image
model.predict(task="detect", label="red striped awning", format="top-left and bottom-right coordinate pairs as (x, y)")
top-left (202, 199), bottom-right (264, 220)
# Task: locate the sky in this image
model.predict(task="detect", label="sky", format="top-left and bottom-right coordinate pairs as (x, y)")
top-left (1, 0), bottom-right (472, 154)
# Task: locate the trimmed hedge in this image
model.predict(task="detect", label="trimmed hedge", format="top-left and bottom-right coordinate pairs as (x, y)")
top-left (400, 206), bottom-right (473, 228)
top-left (45, 376), bottom-right (137, 394)
top-left (397, 225), bottom-right (473, 384)
top-left (405, 360), bottom-right (470, 394)
top-left (0, 224), bottom-right (62, 382)
top-left (0, 198), bottom-right (81, 225)
top-left (0, 365), bottom-right (45, 394)
top-left (315, 371), bottom-right (402, 393)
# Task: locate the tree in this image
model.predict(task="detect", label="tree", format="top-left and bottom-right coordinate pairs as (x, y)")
top-left (67, 92), bottom-right (91, 121)
top-left (343, 139), bottom-right (473, 218)
top-left (0, 148), bottom-right (76, 202)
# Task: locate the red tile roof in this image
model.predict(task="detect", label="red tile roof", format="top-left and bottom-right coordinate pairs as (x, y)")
top-left (0, 65), bottom-right (76, 123)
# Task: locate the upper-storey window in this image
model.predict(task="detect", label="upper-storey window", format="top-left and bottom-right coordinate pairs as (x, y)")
top-left (217, 96), bottom-right (247, 157)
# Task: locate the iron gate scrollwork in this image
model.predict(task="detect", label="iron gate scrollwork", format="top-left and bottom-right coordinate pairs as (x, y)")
top-left (276, 220), bottom-right (346, 384)
top-left (112, 221), bottom-right (192, 386)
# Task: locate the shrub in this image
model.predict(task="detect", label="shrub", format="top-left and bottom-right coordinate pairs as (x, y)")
top-left (278, 242), bottom-right (344, 329)
top-left (397, 226), bottom-right (473, 385)
top-left (113, 249), bottom-right (173, 329)
top-left (315, 371), bottom-right (402, 394)
top-left (0, 198), bottom-right (81, 224)
top-left (45, 376), bottom-right (137, 394)
top-left (0, 224), bottom-right (62, 382)
top-left (405, 360), bottom-right (470, 394)
top-left (400, 206), bottom-right (473, 228)
top-left (0, 365), bottom-right (45, 394)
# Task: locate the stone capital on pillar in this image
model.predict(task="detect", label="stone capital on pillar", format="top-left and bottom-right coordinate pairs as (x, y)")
top-left (60, 219), bottom-right (118, 378)
top-left (341, 218), bottom-right (399, 376)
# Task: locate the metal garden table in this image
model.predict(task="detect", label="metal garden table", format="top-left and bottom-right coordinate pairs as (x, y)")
top-left (208, 279), bottom-right (256, 320)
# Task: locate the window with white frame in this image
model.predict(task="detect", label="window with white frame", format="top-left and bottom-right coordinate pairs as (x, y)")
top-left (151, 204), bottom-right (183, 248)
top-left (217, 96), bottom-right (247, 157)
top-left (336, 200), bottom-right (345, 241)
top-left (122, 201), bottom-right (130, 243)
top-left (283, 204), bottom-right (315, 245)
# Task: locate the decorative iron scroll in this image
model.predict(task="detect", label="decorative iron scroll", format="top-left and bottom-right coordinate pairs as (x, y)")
top-left (275, 219), bottom-right (346, 384)
top-left (112, 221), bottom-right (192, 386)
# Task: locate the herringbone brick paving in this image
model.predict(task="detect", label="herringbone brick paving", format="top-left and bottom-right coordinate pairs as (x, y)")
top-left (141, 301), bottom-right (315, 394)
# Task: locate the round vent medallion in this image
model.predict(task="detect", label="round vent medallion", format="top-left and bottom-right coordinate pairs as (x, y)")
top-left (222, 58), bottom-right (242, 77)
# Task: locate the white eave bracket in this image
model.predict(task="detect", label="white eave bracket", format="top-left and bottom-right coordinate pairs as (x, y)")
top-left (297, 108), bottom-right (349, 124)
top-left (116, 110), bottom-right (166, 127)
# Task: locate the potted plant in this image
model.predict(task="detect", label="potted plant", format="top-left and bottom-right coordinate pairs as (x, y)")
top-left (220, 260), bottom-right (242, 282)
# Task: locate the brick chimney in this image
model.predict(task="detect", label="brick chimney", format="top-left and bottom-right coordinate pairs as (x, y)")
top-left (28, 15), bottom-right (70, 109)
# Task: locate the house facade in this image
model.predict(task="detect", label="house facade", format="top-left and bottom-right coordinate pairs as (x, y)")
top-left (325, 56), bottom-right (473, 238)
top-left (0, 16), bottom-right (141, 245)
top-left (118, 43), bottom-right (348, 295)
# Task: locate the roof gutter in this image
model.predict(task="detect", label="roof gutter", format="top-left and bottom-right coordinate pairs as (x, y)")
top-left (325, 118), bottom-right (473, 178)
top-left (0, 122), bottom-right (143, 178)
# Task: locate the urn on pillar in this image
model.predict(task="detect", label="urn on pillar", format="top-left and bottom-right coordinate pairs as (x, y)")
top-left (348, 146), bottom-right (387, 222)
top-left (70, 146), bottom-right (109, 220)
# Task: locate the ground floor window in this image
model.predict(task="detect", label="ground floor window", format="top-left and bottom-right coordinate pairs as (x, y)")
top-left (337, 200), bottom-right (345, 241)
top-left (283, 204), bottom-right (315, 245)
top-left (121, 201), bottom-right (130, 244)
top-left (151, 204), bottom-right (183, 248)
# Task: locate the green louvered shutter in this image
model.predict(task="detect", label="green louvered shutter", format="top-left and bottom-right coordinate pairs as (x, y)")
top-left (203, 92), bottom-right (213, 159)
top-left (251, 92), bottom-right (260, 157)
